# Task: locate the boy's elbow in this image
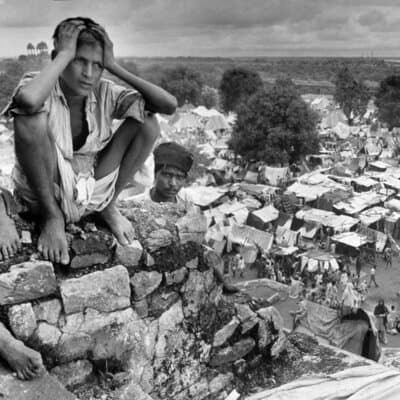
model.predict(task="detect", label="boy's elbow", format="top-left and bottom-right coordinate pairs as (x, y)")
top-left (162, 95), bottom-right (177, 115)
top-left (14, 90), bottom-right (40, 113)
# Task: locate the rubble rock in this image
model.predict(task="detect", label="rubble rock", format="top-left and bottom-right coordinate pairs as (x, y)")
top-left (271, 332), bottom-right (287, 358)
top-left (60, 265), bottom-right (131, 314)
top-left (144, 229), bottom-right (174, 252)
top-left (175, 213), bottom-right (208, 244)
top-left (33, 299), bottom-right (62, 325)
top-left (130, 270), bottom-right (163, 300)
top-left (133, 298), bottom-right (149, 318)
top-left (208, 372), bottom-right (234, 395)
top-left (233, 358), bottom-right (247, 376)
top-left (236, 303), bottom-right (259, 334)
top-left (209, 338), bottom-right (256, 366)
top-left (148, 291), bottom-right (180, 318)
top-left (51, 360), bottom-right (93, 389)
top-left (117, 382), bottom-right (153, 400)
top-left (8, 303), bottom-right (37, 341)
top-left (57, 332), bottom-right (92, 363)
top-left (33, 322), bottom-right (62, 349)
top-left (185, 257), bottom-right (199, 269)
top-left (70, 236), bottom-right (110, 269)
top-left (213, 317), bottom-right (240, 347)
top-left (188, 378), bottom-right (209, 400)
top-left (257, 306), bottom-right (285, 331)
top-left (0, 261), bottom-right (57, 305)
top-left (257, 319), bottom-right (274, 353)
top-left (115, 240), bottom-right (143, 267)
top-left (165, 267), bottom-right (188, 285)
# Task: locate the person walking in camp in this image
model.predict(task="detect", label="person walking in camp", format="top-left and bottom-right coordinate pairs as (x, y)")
top-left (290, 295), bottom-right (307, 332)
top-left (374, 299), bottom-right (389, 344)
top-left (384, 245), bottom-right (393, 269)
top-left (368, 264), bottom-right (379, 288)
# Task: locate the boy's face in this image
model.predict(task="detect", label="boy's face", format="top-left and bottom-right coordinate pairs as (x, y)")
top-left (154, 165), bottom-right (186, 202)
top-left (60, 42), bottom-right (104, 96)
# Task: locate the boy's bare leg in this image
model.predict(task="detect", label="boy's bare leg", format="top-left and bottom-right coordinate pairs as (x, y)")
top-left (14, 114), bottom-right (69, 264)
top-left (0, 322), bottom-right (44, 380)
top-left (0, 194), bottom-right (20, 260)
top-left (95, 114), bottom-right (159, 245)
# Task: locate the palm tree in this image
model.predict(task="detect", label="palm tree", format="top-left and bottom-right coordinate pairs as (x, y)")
top-left (26, 42), bottom-right (34, 55)
top-left (36, 41), bottom-right (48, 55)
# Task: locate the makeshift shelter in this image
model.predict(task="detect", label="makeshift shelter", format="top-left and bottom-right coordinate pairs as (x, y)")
top-left (334, 191), bottom-right (388, 216)
top-left (171, 112), bottom-right (202, 131)
top-left (332, 121), bottom-right (351, 140)
top-left (296, 208), bottom-right (359, 233)
top-left (358, 206), bottom-right (389, 230)
top-left (192, 106), bottom-right (222, 118)
top-left (321, 109), bottom-right (347, 128)
top-left (300, 250), bottom-right (340, 273)
top-left (351, 176), bottom-right (379, 192)
top-left (260, 166), bottom-right (290, 186)
top-left (228, 223), bottom-right (273, 254)
top-left (331, 231), bottom-right (370, 250)
top-left (315, 188), bottom-right (353, 212)
top-left (247, 205), bottom-right (279, 230)
top-left (204, 114), bottom-right (230, 131)
top-left (181, 186), bottom-right (228, 208)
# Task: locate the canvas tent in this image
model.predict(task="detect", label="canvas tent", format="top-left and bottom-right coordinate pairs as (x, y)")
top-left (204, 114), bottom-right (230, 131)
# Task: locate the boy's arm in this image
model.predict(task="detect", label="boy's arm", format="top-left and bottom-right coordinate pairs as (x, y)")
top-left (13, 21), bottom-right (84, 113)
top-left (94, 26), bottom-right (177, 115)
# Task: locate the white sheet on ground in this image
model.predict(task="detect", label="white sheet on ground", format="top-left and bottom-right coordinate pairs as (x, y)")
top-left (245, 364), bottom-right (400, 400)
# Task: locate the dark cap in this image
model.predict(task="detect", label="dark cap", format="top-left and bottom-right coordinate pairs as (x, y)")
top-left (154, 142), bottom-right (193, 173)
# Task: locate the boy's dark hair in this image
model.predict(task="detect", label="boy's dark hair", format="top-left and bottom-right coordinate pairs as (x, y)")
top-left (51, 16), bottom-right (104, 60)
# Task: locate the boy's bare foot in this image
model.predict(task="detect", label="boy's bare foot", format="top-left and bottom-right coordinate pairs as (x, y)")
top-left (100, 204), bottom-right (135, 246)
top-left (0, 194), bottom-right (21, 261)
top-left (2, 339), bottom-right (45, 380)
top-left (37, 215), bottom-right (69, 265)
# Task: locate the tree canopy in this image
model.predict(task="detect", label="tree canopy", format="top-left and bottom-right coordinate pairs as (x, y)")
top-left (160, 65), bottom-right (204, 107)
top-left (229, 78), bottom-right (319, 165)
top-left (200, 85), bottom-right (219, 109)
top-left (375, 75), bottom-right (400, 130)
top-left (334, 66), bottom-right (369, 125)
top-left (219, 67), bottom-right (263, 112)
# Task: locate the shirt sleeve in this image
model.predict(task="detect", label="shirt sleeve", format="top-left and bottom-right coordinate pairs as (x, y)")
top-left (102, 79), bottom-right (145, 123)
top-left (2, 72), bottom-right (49, 117)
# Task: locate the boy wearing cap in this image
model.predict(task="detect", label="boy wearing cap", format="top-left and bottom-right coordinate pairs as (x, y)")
top-left (130, 142), bottom-right (194, 206)
top-left (0, 17), bottom-right (177, 264)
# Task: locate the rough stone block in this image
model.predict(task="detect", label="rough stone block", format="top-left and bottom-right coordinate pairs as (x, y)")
top-left (117, 382), bottom-right (153, 400)
top-left (60, 308), bottom-right (144, 362)
top-left (185, 257), bottom-right (198, 269)
top-left (0, 363), bottom-right (76, 400)
top-left (213, 317), bottom-right (240, 348)
top-left (60, 265), bottom-right (131, 314)
top-left (51, 360), bottom-right (93, 389)
top-left (176, 213), bottom-right (207, 244)
top-left (165, 267), bottom-right (187, 285)
top-left (8, 303), bottom-right (37, 341)
top-left (144, 229), bottom-right (173, 252)
top-left (130, 270), bottom-right (162, 300)
top-left (33, 299), bottom-right (62, 325)
top-left (209, 338), bottom-right (255, 366)
top-left (134, 299), bottom-right (149, 318)
top-left (115, 240), bottom-right (143, 267)
top-left (209, 373), bottom-right (234, 395)
top-left (70, 236), bottom-right (110, 269)
top-left (257, 306), bottom-right (284, 331)
top-left (33, 322), bottom-right (62, 349)
top-left (188, 378), bottom-right (209, 400)
top-left (0, 261), bottom-right (57, 305)
top-left (236, 303), bottom-right (259, 334)
top-left (148, 291), bottom-right (180, 318)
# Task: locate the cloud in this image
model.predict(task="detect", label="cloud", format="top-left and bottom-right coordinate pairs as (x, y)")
top-left (358, 9), bottom-right (387, 26)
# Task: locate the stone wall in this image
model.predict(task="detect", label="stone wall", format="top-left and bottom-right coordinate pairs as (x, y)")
top-left (0, 201), bottom-right (286, 400)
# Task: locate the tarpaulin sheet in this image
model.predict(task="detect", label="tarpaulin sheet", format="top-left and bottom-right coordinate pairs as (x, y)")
top-left (228, 223), bottom-right (273, 252)
top-left (246, 364), bottom-right (400, 400)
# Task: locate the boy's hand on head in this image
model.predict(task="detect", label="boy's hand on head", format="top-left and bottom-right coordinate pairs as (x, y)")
top-left (92, 25), bottom-right (116, 72)
top-left (55, 20), bottom-right (85, 60)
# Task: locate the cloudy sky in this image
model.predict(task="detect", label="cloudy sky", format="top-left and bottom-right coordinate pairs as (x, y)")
top-left (0, 0), bottom-right (399, 58)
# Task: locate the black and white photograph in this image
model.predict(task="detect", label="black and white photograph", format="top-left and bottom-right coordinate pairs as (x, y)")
top-left (1, 1), bottom-right (400, 399)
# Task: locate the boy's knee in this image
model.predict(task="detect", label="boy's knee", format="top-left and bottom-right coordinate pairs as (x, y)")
top-left (143, 112), bottom-right (160, 142)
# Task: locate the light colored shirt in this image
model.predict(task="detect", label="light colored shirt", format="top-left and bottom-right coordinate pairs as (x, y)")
top-left (4, 72), bottom-right (145, 222)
